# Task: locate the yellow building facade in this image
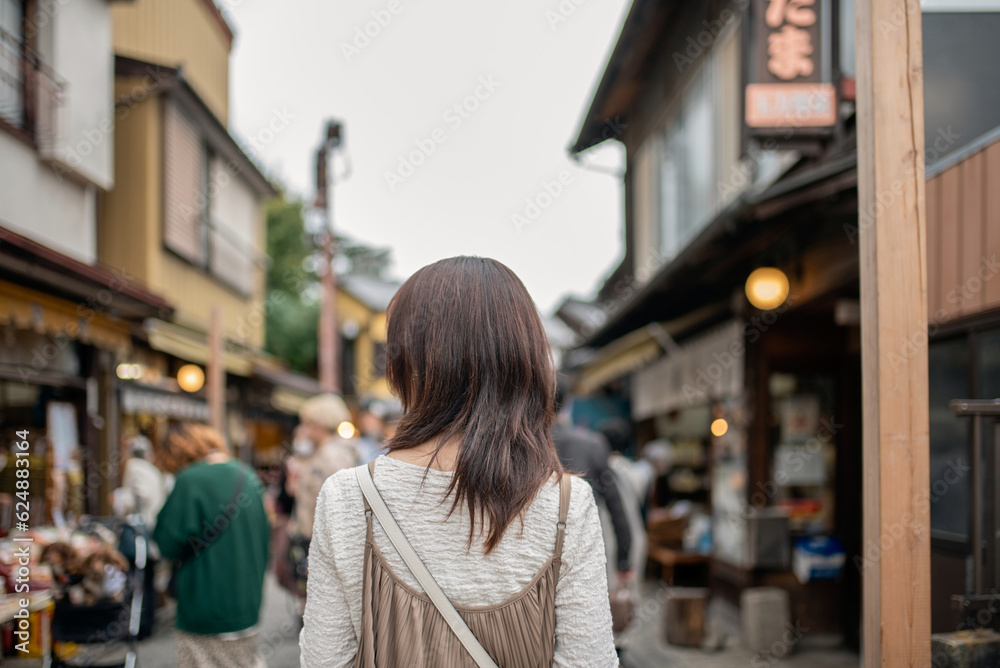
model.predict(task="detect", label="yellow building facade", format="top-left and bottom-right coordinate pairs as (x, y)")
top-left (99, 0), bottom-right (273, 351)
top-left (337, 276), bottom-right (398, 400)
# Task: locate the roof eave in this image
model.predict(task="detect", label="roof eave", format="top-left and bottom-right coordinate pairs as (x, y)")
top-left (569, 0), bottom-right (666, 155)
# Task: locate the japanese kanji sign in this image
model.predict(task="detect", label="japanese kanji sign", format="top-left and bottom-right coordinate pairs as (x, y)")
top-left (745, 0), bottom-right (836, 130)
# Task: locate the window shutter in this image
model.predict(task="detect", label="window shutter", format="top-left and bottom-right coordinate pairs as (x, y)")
top-left (208, 155), bottom-right (256, 294)
top-left (163, 102), bottom-right (206, 264)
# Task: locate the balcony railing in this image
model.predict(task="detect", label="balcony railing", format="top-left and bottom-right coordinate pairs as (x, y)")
top-left (0, 26), bottom-right (65, 150)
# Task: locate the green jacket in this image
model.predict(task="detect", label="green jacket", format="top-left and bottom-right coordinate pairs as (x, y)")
top-left (154, 459), bottom-right (271, 635)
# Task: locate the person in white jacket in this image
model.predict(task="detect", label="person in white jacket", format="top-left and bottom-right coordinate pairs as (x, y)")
top-left (112, 435), bottom-right (171, 530)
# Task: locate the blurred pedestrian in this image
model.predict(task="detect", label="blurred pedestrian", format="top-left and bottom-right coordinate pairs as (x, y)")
top-left (355, 397), bottom-right (402, 464)
top-left (300, 256), bottom-right (618, 667)
top-left (110, 433), bottom-right (172, 639)
top-left (154, 423), bottom-right (270, 668)
top-left (111, 434), bottom-right (170, 531)
top-left (552, 382), bottom-right (634, 587)
top-left (287, 394), bottom-right (359, 601)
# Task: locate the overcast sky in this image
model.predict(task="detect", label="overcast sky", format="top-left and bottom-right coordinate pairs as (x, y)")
top-left (224, 0), bottom-right (631, 313)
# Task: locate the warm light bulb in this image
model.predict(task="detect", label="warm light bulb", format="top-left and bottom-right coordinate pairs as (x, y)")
top-left (711, 418), bottom-right (729, 437)
top-left (116, 363), bottom-right (143, 380)
top-left (745, 267), bottom-right (790, 310)
top-left (337, 421), bottom-right (356, 439)
top-left (177, 364), bottom-right (205, 393)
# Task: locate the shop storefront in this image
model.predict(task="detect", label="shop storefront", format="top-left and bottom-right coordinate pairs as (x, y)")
top-left (0, 228), bottom-right (171, 520)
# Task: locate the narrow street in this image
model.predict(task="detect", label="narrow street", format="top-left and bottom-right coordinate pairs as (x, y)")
top-left (131, 577), bottom-right (859, 667)
top-left (136, 574), bottom-right (302, 668)
top-left (0, 0), bottom-right (992, 664)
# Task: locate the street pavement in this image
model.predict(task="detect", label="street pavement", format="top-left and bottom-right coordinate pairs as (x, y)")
top-left (618, 581), bottom-right (860, 668)
top-left (35, 574), bottom-right (859, 667)
top-left (136, 572), bottom-right (302, 668)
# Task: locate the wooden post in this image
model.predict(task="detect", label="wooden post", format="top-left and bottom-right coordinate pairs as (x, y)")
top-left (319, 230), bottom-right (339, 393)
top-left (208, 305), bottom-right (225, 434)
top-left (855, 0), bottom-right (931, 664)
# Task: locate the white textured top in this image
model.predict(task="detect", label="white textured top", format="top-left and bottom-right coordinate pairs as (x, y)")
top-left (299, 455), bottom-right (619, 667)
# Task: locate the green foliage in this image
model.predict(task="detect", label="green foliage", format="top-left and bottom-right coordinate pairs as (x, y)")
top-left (265, 195), bottom-right (319, 374)
top-left (266, 196), bottom-right (314, 295)
top-left (265, 295), bottom-right (319, 375)
top-left (336, 236), bottom-right (391, 279)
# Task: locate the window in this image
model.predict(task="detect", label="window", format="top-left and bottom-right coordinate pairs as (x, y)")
top-left (929, 327), bottom-right (1000, 544)
top-left (0, 0), bottom-right (24, 128)
top-left (653, 20), bottom-right (745, 263)
top-left (922, 9), bottom-right (1000, 166)
top-left (164, 103), bottom-right (208, 264)
top-left (660, 128), bottom-right (682, 260)
top-left (685, 70), bottom-right (715, 232)
top-left (839, 0), bottom-right (855, 77)
top-left (0, 0), bottom-right (61, 145)
top-left (208, 155), bottom-right (257, 294)
top-left (163, 100), bottom-right (258, 295)
top-left (928, 338), bottom-right (971, 541)
top-left (977, 329), bottom-right (1000, 399)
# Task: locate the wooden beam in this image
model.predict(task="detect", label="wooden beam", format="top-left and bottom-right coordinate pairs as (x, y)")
top-left (208, 305), bottom-right (225, 434)
top-left (855, 0), bottom-right (931, 665)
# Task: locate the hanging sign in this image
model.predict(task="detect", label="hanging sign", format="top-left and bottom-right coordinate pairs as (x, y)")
top-left (745, 0), bottom-right (837, 131)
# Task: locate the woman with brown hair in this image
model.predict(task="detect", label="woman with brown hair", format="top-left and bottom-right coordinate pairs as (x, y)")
top-left (153, 423), bottom-right (271, 668)
top-left (300, 257), bottom-right (618, 667)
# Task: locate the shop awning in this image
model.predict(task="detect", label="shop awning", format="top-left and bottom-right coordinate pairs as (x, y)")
top-left (575, 326), bottom-right (663, 394)
top-left (251, 361), bottom-right (322, 415)
top-left (144, 318), bottom-right (254, 376)
top-left (0, 279), bottom-right (133, 354)
top-left (0, 225), bottom-right (172, 322)
top-left (574, 301), bottom-right (732, 395)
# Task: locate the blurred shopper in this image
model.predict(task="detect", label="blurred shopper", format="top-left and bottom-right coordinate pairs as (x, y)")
top-left (288, 394), bottom-right (359, 601)
top-left (112, 434), bottom-right (170, 530)
top-left (355, 397), bottom-right (402, 464)
top-left (270, 442), bottom-right (301, 603)
top-left (300, 257), bottom-right (618, 667)
top-left (154, 423), bottom-right (270, 668)
top-left (641, 439), bottom-right (676, 508)
top-left (552, 382), bottom-right (634, 585)
top-left (111, 433), bottom-right (171, 640)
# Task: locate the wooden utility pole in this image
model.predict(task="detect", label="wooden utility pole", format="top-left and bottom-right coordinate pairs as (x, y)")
top-left (855, 0), bottom-right (931, 664)
top-left (208, 305), bottom-right (226, 433)
top-left (319, 227), bottom-right (339, 393)
top-left (315, 121), bottom-right (343, 393)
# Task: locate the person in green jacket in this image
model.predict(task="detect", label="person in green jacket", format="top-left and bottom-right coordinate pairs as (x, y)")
top-left (154, 422), bottom-right (271, 668)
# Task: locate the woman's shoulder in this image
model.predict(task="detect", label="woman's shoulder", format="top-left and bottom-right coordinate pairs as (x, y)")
top-left (561, 473), bottom-right (598, 517)
top-left (320, 464), bottom-right (364, 505)
top-left (527, 473), bottom-right (597, 525)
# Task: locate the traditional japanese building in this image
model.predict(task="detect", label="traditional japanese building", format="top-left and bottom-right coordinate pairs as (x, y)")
top-left (568, 0), bottom-right (1000, 644)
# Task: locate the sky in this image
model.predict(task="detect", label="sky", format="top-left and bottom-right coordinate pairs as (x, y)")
top-left (224, 0), bottom-right (632, 313)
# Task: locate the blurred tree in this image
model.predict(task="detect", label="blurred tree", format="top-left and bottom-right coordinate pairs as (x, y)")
top-left (336, 237), bottom-right (392, 279)
top-left (266, 295), bottom-right (320, 374)
top-left (264, 193), bottom-right (394, 374)
top-left (267, 196), bottom-right (313, 296)
top-left (265, 195), bottom-right (319, 374)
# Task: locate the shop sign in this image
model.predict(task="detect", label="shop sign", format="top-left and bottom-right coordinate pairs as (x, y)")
top-left (632, 320), bottom-right (745, 420)
top-left (745, 0), bottom-right (836, 133)
top-left (121, 387), bottom-right (210, 421)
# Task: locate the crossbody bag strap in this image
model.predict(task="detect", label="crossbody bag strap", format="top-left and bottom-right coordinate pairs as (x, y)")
top-left (177, 466), bottom-right (248, 564)
top-left (355, 464), bottom-right (499, 668)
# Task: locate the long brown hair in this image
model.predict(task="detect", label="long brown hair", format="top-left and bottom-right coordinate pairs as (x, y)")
top-left (385, 256), bottom-right (562, 553)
